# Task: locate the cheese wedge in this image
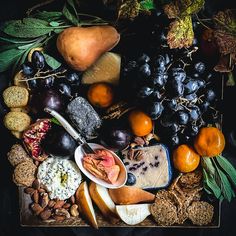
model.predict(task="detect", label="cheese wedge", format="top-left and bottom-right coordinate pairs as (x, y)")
top-left (82, 52), bottom-right (121, 85)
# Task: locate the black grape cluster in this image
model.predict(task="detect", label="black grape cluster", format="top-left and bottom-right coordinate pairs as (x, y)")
top-left (122, 51), bottom-right (218, 147)
top-left (21, 51), bottom-right (82, 99)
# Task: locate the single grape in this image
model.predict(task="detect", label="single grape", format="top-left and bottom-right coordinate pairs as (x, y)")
top-left (177, 111), bottom-right (189, 125)
top-left (137, 53), bottom-right (150, 64)
top-left (139, 63), bottom-right (151, 78)
top-left (57, 82), bottom-right (72, 98)
top-left (137, 86), bottom-right (154, 98)
top-left (66, 72), bottom-right (81, 84)
top-left (194, 61), bottom-right (206, 74)
top-left (171, 68), bottom-right (186, 82)
top-left (146, 101), bottom-right (164, 120)
top-left (170, 134), bottom-right (180, 146)
top-left (184, 79), bottom-right (200, 94)
top-left (126, 173), bottom-right (136, 186)
top-left (205, 89), bottom-right (216, 102)
top-left (22, 63), bottom-right (34, 76)
top-left (38, 76), bottom-right (54, 88)
top-left (32, 51), bottom-right (45, 69)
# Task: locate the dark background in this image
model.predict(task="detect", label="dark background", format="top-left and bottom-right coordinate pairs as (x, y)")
top-left (1, 1), bottom-right (236, 236)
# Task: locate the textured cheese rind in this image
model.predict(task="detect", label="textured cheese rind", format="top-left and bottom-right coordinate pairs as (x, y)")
top-left (122, 144), bottom-right (171, 189)
top-left (37, 157), bottom-right (82, 200)
top-left (82, 52), bottom-right (121, 85)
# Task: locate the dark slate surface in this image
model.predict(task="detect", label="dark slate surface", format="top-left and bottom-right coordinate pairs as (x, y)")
top-left (1, 1), bottom-right (236, 236)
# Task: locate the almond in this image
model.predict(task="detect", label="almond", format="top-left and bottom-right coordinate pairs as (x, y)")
top-left (40, 193), bottom-right (49, 208)
top-left (32, 190), bottom-right (39, 203)
top-left (55, 208), bottom-right (70, 218)
top-left (24, 187), bottom-right (35, 195)
top-left (32, 179), bottom-right (40, 190)
top-left (48, 200), bottom-right (56, 208)
top-left (53, 215), bottom-right (66, 222)
top-left (53, 200), bottom-right (65, 209)
top-left (40, 208), bottom-right (52, 220)
top-left (31, 203), bottom-right (43, 215)
top-left (62, 203), bottom-right (71, 209)
top-left (70, 195), bottom-right (75, 204)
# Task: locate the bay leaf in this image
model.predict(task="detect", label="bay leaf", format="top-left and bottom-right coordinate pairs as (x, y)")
top-left (44, 53), bottom-right (61, 70)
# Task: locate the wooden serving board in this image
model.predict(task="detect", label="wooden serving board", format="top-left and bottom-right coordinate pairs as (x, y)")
top-left (19, 187), bottom-right (221, 228)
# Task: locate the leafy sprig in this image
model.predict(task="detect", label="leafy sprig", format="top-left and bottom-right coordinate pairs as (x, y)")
top-left (202, 155), bottom-right (236, 202)
top-left (0, 0), bottom-right (107, 74)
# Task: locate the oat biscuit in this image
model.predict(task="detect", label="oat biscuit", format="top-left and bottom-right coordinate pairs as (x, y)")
top-left (7, 144), bottom-right (31, 167)
top-left (4, 111), bottom-right (31, 132)
top-left (3, 86), bottom-right (29, 108)
top-left (13, 161), bottom-right (37, 187)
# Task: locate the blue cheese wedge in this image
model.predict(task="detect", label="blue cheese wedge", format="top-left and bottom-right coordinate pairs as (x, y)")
top-left (122, 144), bottom-right (172, 189)
top-left (37, 157), bottom-right (82, 200)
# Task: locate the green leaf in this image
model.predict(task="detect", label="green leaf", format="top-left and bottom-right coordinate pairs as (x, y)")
top-left (49, 21), bottom-right (60, 27)
top-left (17, 42), bottom-right (35, 50)
top-left (62, 4), bottom-right (79, 25)
top-left (32, 11), bottom-right (63, 22)
top-left (140, 0), bottom-right (155, 11)
top-left (51, 117), bottom-right (61, 126)
top-left (1, 18), bottom-right (53, 38)
top-left (67, 0), bottom-right (78, 17)
top-left (43, 53), bottom-right (61, 70)
top-left (0, 48), bottom-right (24, 72)
top-left (202, 168), bottom-right (222, 199)
top-left (216, 155), bottom-right (236, 188)
top-left (212, 158), bottom-right (234, 202)
top-left (0, 36), bottom-right (38, 44)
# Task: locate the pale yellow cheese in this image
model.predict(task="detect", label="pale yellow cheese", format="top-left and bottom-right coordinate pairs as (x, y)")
top-left (82, 52), bottom-right (121, 85)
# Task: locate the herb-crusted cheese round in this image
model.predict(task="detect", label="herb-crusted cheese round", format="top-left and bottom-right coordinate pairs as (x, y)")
top-left (37, 158), bottom-right (82, 200)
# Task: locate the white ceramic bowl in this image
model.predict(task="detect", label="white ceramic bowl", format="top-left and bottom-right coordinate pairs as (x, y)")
top-left (74, 143), bottom-right (127, 189)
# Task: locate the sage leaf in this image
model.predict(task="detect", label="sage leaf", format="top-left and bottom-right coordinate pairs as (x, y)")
top-left (0, 48), bottom-right (24, 72)
top-left (202, 169), bottom-right (222, 199)
top-left (212, 158), bottom-right (234, 202)
top-left (0, 36), bottom-right (38, 44)
top-left (67, 0), bottom-right (78, 17)
top-left (216, 155), bottom-right (236, 188)
top-left (44, 53), bottom-right (61, 70)
top-left (1, 18), bottom-right (53, 38)
top-left (49, 21), bottom-right (60, 27)
top-left (62, 4), bottom-right (79, 25)
top-left (32, 11), bottom-right (63, 22)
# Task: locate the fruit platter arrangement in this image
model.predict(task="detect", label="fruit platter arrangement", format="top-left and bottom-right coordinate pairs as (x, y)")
top-left (1, 0), bottom-right (236, 228)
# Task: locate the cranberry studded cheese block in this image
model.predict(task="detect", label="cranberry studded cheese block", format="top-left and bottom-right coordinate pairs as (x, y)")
top-left (122, 144), bottom-right (172, 189)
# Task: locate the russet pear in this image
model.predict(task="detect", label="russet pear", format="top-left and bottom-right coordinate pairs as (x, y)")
top-left (57, 26), bottom-right (120, 71)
